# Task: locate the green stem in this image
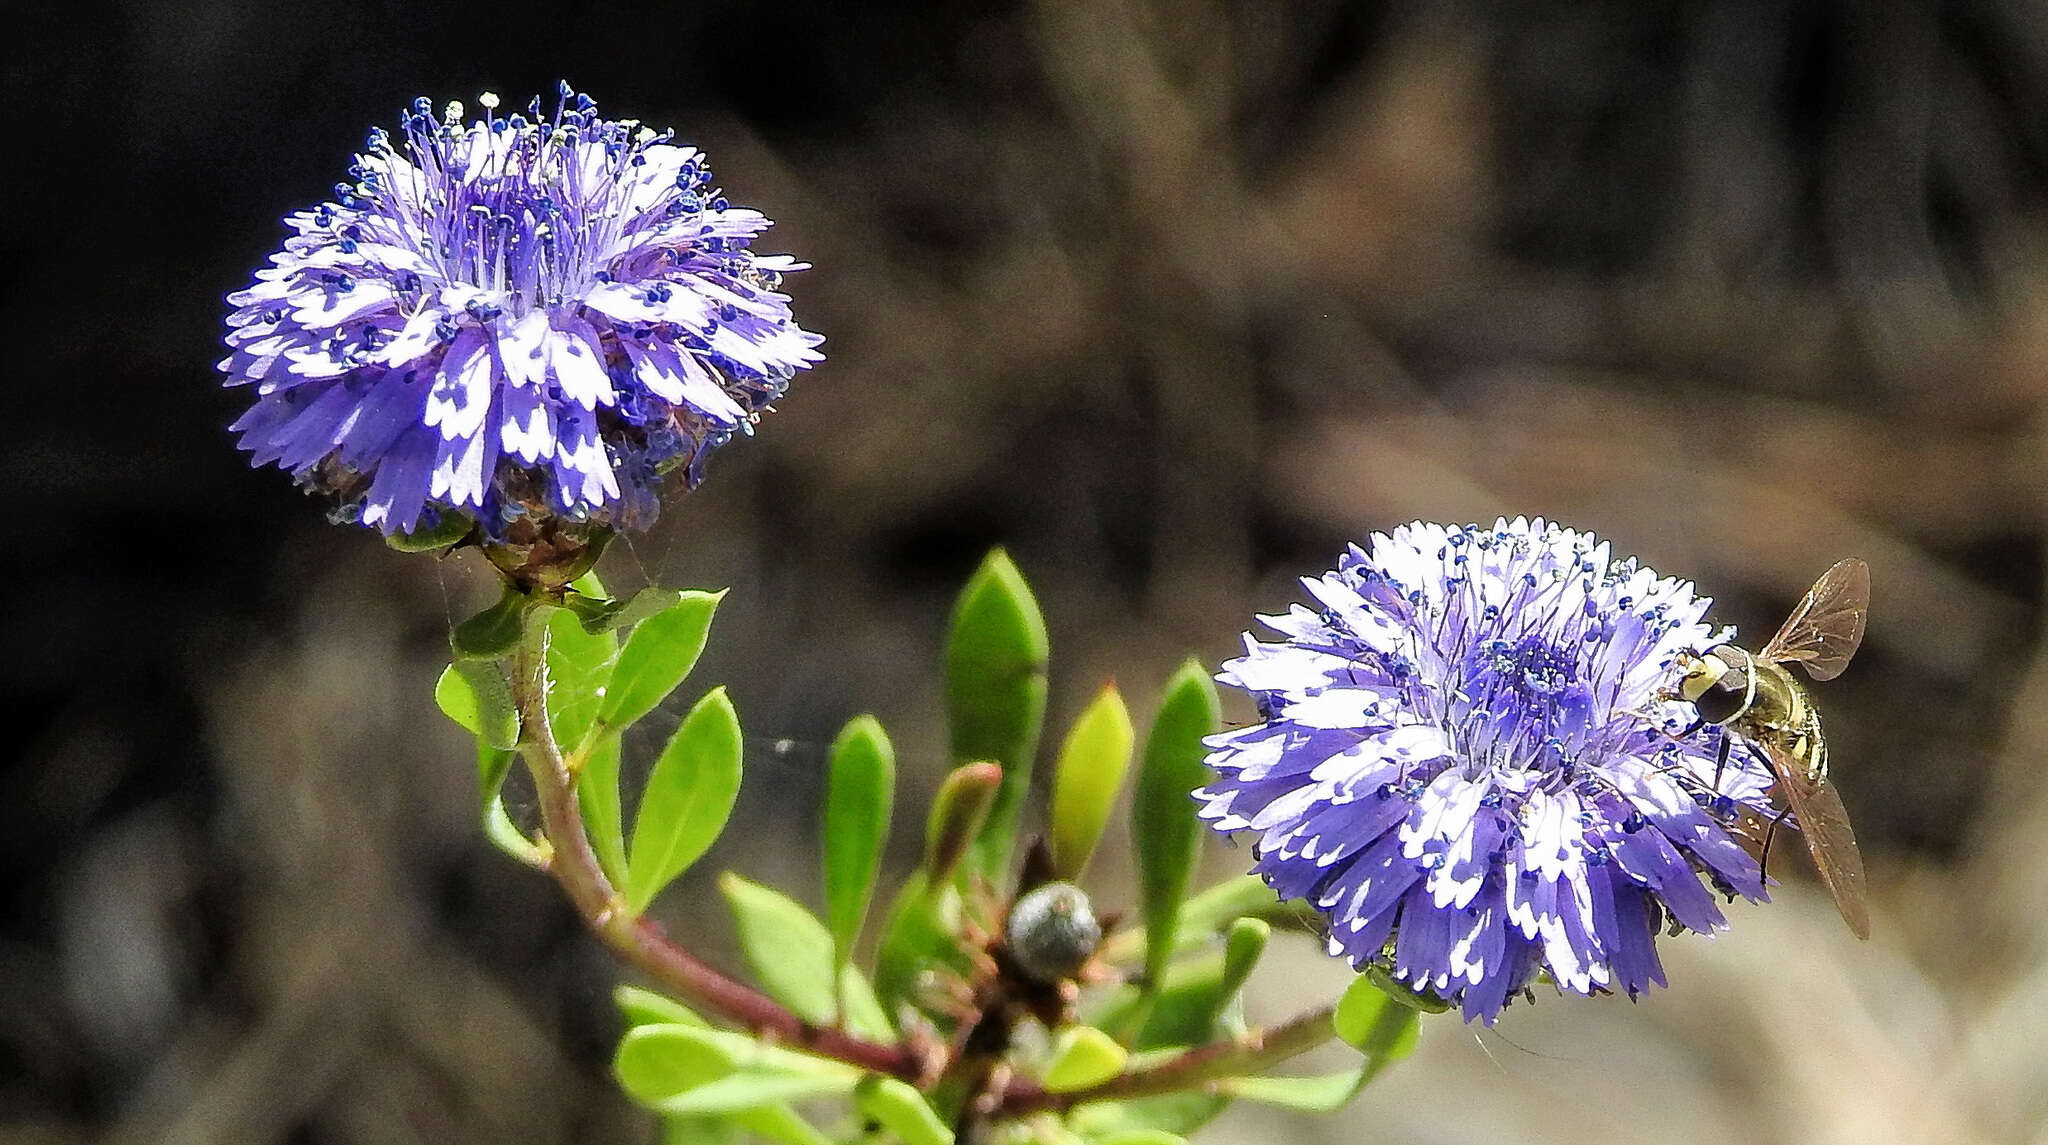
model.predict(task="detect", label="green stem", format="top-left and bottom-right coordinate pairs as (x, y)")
top-left (995, 1004), bottom-right (1337, 1116)
top-left (507, 608), bottom-right (921, 1081)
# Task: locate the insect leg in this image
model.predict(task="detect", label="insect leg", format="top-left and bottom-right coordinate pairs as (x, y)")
top-left (1759, 803), bottom-right (1794, 883)
top-left (1710, 731), bottom-right (1732, 794)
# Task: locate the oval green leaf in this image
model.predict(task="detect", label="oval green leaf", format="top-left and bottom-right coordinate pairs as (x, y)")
top-left (1044, 1025), bottom-right (1129, 1093)
top-left (944, 549), bottom-right (1048, 879)
top-left (822, 715), bottom-right (895, 968)
top-left (854, 1076), bottom-right (954, 1145)
top-left (719, 873), bottom-right (843, 1029)
top-left (625, 688), bottom-right (743, 913)
top-left (614, 1023), bottom-right (738, 1104)
top-left (1132, 661), bottom-right (1220, 987)
top-left (616, 985), bottom-right (707, 1028)
top-left (1048, 684), bottom-right (1135, 880)
top-left (451, 585), bottom-right (528, 660)
top-left (596, 590), bottom-right (725, 734)
top-left (436, 660), bottom-right (520, 750)
top-left (1215, 1069), bottom-right (1369, 1112)
top-left (924, 761), bottom-right (1002, 884)
top-left (1334, 975), bottom-right (1423, 1079)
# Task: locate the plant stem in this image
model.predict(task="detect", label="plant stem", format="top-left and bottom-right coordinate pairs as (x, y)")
top-left (507, 611), bottom-right (921, 1081)
top-left (995, 1004), bottom-right (1337, 1116)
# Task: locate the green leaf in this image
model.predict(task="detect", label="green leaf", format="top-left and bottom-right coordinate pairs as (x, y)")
top-left (924, 761), bottom-right (1003, 884)
top-left (626, 689), bottom-right (743, 913)
top-left (1048, 684), bottom-right (1135, 880)
top-left (654, 1072), bottom-right (856, 1115)
top-left (615, 986), bottom-right (706, 1028)
top-left (615, 1024), bottom-right (737, 1104)
top-left (718, 873), bottom-right (840, 1027)
top-left (730, 1106), bottom-right (833, 1145)
top-left (436, 661), bottom-right (520, 750)
top-left (596, 590), bottom-right (725, 734)
top-left (854, 1076), bottom-right (954, 1145)
top-left (1091, 1132), bottom-right (1190, 1145)
top-left (1138, 954), bottom-right (1212, 1056)
top-left (1044, 1026), bottom-right (1129, 1093)
top-left (564, 586), bottom-right (684, 634)
top-left (545, 582), bottom-right (618, 749)
top-left (1099, 876), bottom-right (1294, 967)
top-left (476, 743), bottom-right (516, 815)
top-left (451, 584), bottom-right (528, 660)
top-left (1067, 1094), bottom-right (1228, 1140)
top-left (1218, 918), bottom-right (1268, 1005)
top-left (822, 715), bottom-right (895, 970)
top-left (872, 872), bottom-right (967, 1013)
top-left (385, 510), bottom-right (474, 552)
top-left (660, 1116), bottom-right (738, 1145)
top-left (1215, 1070), bottom-right (1369, 1113)
top-left (1132, 662), bottom-right (1220, 989)
top-left (541, 581), bottom-right (628, 883)
top-left (944, 549), bottom-right (1048, 879)
top-left (579, 733), bottom-right (629, 888)
top-left (1093, 955), bottom-right (1230, 1051)
top-left (1334, 975), bottom-right (1423, 1079)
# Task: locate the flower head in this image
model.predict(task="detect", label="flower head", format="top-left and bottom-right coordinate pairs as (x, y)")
top-left (221, 84), bottom-right (820, 548)
top-left (1198, 519), bottom-right (1775, 1023)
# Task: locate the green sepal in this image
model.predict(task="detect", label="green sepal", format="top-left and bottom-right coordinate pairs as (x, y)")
top-left (625, 689), bottom-right (743, 913)
top-left (924, 761), bottom-right (1002, 885)
top-left (385, 511), bottom-right (474, 552)
top-left (1132, 661), bottom-right (1220, 990)
top-left (563, 585), bottom-right (684, 634)
top-left (1043, 1026), bottom-right (1129, 1093)
top-left (451, 584), bottom-right (528, 660)
top-left (943, 549), bottom-right (1048, 880)
top-left (1334, 975), bottom-right (1423, 1079)
top-left (854, 1076), bottom-right (954, 1145)
top-left (1362, 963), bottom-right (1454, 1013)
top-left (615, 985), bottom-right (706, 1028)
top-left (595, 589), bottom-right (724, 736)
top-left (1048, 684), bottom-right (1135, 880)
top-left (822, 715), bottom-right (895, 971)
top-left (718, 873), bottom-right (897, 1042)
top-left (437, 660), bottom-right (520, 750)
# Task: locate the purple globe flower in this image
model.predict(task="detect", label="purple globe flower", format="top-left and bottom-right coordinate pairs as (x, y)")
top-left (1197, 519), bottom-right (1776, 1023)
top-left (220, 84), bottom-right (821, 548)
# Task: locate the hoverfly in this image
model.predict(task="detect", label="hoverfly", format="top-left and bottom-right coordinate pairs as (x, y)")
top-left (1669, 558), bottom-right (1872, 940)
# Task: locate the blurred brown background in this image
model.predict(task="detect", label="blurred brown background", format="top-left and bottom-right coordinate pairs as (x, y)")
top-left (6, 1), bottom-right (2047, 1142)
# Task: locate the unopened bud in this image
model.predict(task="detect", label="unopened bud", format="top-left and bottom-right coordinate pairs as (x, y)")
top-left (1005, 881), bottom-right (1101, 984)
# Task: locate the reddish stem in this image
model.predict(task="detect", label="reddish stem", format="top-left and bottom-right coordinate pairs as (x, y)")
top-left (510, 618), bottom-right (921, 1081)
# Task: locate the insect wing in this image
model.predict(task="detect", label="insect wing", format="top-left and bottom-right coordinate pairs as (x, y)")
top-left (1764, 739), bottom-right (1872, 940)
top-left (1760, 558), bottom-right (1870, 682)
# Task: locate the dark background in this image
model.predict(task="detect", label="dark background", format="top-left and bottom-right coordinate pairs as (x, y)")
top-left (7, 2), bottom-right (2048, 1142)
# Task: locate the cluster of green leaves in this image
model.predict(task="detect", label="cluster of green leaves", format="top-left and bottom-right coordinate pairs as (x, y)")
top-left (435, 553), bottom-right (1424, 1145)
